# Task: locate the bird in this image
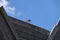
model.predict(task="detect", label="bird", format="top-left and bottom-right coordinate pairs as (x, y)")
top-left (25, 19), bottom-right (31, 23)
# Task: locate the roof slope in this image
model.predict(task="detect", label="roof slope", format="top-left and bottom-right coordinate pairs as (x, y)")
top-left (0, 6), bottom-right (50, 40)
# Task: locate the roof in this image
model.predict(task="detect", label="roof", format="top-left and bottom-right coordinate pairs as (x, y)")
top-left (0, 6), bottom-right (50, 40)
top-left (0, 6), bottom-right (50, 35)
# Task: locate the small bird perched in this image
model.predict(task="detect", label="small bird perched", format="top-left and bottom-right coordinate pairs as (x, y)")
top-left (25, 19), bottom-right (31, 23)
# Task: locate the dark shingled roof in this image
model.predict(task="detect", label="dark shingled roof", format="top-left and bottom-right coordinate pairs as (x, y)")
top-left (0, 6), bottom-right (60, 40)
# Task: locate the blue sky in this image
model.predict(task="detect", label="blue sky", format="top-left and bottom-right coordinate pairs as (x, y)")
top-left (1, 0), bottom-right (60, 31)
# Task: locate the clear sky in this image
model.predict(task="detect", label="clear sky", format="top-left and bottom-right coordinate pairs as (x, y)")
top-left (3, 0), bottom-right (60, 31)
